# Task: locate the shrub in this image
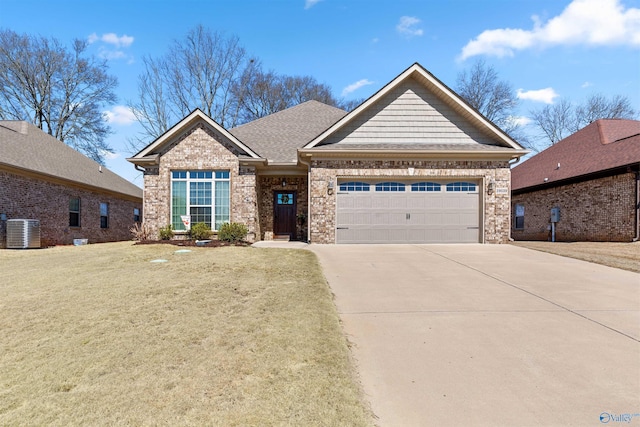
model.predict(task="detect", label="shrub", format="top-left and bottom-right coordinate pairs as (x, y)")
top-left (189, 222), bottom-right (212, 240)
top-left (218, 222), bottom-right (248, 242)
top-left (158, 224), bottom-right (174, 240)
top-left (130, 222), bottom-right (153, 241)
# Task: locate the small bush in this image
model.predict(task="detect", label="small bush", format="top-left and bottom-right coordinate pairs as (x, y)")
top-left (218, 222), bottom-right (248, 242)
top-left (130, 222), bottom-right (153, 241)
top-left (158, 224), bottom-right (173, 240)
top-left (189, 222), bottom-right (212, 240)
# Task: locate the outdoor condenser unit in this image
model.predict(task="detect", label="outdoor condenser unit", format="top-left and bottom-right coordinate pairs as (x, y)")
top-left (6, 219), bottom-right (41, 249)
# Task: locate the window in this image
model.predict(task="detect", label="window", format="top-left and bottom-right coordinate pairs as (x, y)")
top-left (69, 197), bottom-right (81, 227)
top-left (171, 170), bottom-right (230, 231)
top-left (375, 182), bottom-right (405, 192)
top-left (446, 182), bottom-right (477, 192)
top-left (100, 202), bottom-right (109, 228)
top-left (133, 208), bottom-right (141, 222)
top-left (515, 204), bottom-right (525, 229)
top-left (339, 182), bottom-right (370, 192)
top-left (411, 182), bottom-right (441, 192)
top-left (277, 193), bottom-right (294, 204)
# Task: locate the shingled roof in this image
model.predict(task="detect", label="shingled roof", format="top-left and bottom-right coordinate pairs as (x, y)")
top-left (512, 119), bottom-right (640, 192)
top-left (0, 121), bottom-right (142, 199)
top-left (230, 100), bottom-right (347, 163)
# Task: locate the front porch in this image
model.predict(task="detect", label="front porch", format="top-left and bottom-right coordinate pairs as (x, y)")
top-left (257, 175), bottom-right (308, 242)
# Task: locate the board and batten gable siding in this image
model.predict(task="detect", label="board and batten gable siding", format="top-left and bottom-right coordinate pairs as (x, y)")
top-left (319, 77), bottom-right (498, 146)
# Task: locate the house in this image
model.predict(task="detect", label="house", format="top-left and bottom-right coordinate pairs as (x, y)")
top-left (0, 121), bottom-right (143, 247)
top-left (128, 63), bottom-right (528, 244)
top-left (511, 119), bottom-right (640, 242)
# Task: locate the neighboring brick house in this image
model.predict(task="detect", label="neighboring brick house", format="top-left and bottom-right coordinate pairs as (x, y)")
top-left (128, 63), bottom-right (528, 244)
top-left (0, 121), bottom-right (143, 247)
top-left (511, 119), bottom-right (640, 242)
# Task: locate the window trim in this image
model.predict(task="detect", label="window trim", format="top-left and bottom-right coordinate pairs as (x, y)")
top-left (446, 182), bottom-right (477, 192)
top-left (338, 181), bottom-right (370, 192)
top-left (514, 203), bottom-right (525, 230)
top-left (99, 202), bottom-right (109, 229)
top-left (411, 182), bottom-right (442, 192)
top-left (69, 197), bottom-right (81, 228)
top-left (375, 182), bottom-right (406, 192)
top-left (171, 170), bottom-right (230, 232)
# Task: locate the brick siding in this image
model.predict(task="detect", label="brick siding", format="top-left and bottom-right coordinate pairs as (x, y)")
top-left (0, 170), bottom-right (142, 248)
top-left (258, 176), bottom-right (308, 241)
top-left (512, 172), bottom-right (637, 242)
top-left (308, 159), bottom-right (512, 244)
top-left (141, 124), bottom-right (259, 242)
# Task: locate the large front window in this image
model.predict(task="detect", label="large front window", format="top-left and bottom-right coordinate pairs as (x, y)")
top-left (171, 170), bottom-right (230, 231)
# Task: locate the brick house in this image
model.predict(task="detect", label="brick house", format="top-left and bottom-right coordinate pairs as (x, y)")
top-left (128, 63), bottom-right (528, 244)
top-left (0, 121), bottom-right (143, 247)
top-left (511, 119), bottom-right (640, 242)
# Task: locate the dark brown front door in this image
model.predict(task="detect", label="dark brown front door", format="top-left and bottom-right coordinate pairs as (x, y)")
top-left (274, 191), bottom-right (297, 239)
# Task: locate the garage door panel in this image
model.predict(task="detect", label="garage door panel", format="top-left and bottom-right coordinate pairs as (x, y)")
top-left (336, 181), bottom-right (480, 244)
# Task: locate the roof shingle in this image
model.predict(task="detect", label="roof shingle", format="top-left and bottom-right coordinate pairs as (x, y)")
top-left (0, 121), bottom-right (142, 199)
top-left (512, 119), bottom-right (640, 192)
top-left (229, 100), bottom-right (347, 162)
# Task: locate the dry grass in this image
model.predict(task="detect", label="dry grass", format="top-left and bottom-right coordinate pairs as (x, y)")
top-left (511, 241), bottom-right (640, 273)
top-left (0, 242), bottom-right (374, 426)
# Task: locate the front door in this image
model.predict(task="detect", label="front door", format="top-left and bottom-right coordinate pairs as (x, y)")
top-left (274, 191), bottom-right (297, 239)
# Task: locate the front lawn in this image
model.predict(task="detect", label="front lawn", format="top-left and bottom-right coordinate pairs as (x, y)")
top-left (0, 242), bottom-right (373, 426)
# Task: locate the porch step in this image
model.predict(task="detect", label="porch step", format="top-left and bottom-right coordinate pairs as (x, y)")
top-left (273, 234), bottom-right (290, 241)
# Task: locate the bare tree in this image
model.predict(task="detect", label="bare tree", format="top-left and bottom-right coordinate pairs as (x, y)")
top-left (531, 94), bottom-right (636, 145)
top-left (231, 61), bottom-right (362, 124)
top-left (456, 59), bottom-right (520, 135)
top-left (0, 30), bottom-right (117, 163)
top-left (127, 25), bottom-right (253, 151)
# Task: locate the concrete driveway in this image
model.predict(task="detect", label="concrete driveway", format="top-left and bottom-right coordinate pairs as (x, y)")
top-left (309, 244), bottom-right (640, 427)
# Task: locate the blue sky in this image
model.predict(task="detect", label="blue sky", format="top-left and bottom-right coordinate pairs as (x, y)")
top-left (2, 0), bottom-right (639, 186)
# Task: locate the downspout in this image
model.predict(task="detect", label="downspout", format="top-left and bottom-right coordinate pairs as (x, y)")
top-left (633, 166), bottom-right (640, 242)
top-left (298, 153), bottom-right (312, 244)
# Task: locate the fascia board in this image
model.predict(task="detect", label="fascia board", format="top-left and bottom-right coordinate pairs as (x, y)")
top-left (132, 109), bottom-right (261, 160)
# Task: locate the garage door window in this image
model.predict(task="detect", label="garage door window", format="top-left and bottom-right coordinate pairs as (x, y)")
top-left (375, 182), bottom-right (406, 192)
top-left (446, 182), bottom-right (477, 192)
top-left (411, 182), bottom-right (441, 192)
top-left (339, 182), bottom-right (370, 191)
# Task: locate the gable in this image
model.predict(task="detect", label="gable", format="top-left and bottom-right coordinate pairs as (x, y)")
top-left (304, 63), bottom-right (526, 156)
top-left (129, 109), bottom-right (261, 167)
top-left (319, 77), bottom-right (500, 147)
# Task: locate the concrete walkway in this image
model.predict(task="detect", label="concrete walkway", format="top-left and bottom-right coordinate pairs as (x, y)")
top-left (309, 244), bottom-right (640, 427)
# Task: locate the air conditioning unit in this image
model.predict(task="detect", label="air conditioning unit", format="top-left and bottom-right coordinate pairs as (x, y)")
top-left (6, 219), bottom-right (41, 249)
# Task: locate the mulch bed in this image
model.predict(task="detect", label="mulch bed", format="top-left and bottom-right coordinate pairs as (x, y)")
top-left (134, 240), bottom-right (251, 247)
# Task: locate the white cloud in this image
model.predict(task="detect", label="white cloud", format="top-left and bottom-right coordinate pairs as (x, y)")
top-left (304, 0), bottom-right (322, 9)
top-left (459, 0), bottom-right (640, 60)
top-left (581, 81), bottom-right (593, 88)
top-left (88, 32), bottom-right (134, 48)
top-left (342, 79), bottom-right (374, 96)
top-left (396, 16), bottom-right (424, 37)
top-left (510, 116), bottom-right (532, 127)
top-left (104, 105), bottom-right (137, 125)
top-left (517, 88), bottom-right (560, 104)
top-left (100, 150), bottom-right (121, 160)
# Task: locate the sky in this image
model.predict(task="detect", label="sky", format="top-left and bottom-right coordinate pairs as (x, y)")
top-left (2, 0), bottom-right (639, 187)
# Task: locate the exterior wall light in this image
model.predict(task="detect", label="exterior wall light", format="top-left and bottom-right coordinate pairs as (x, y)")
top-left (327, 181), bottom-right (334, 195)
top-left (282, 179), bottom-right (286, 187)
top-left (487, 179), bottom-right (495, 195)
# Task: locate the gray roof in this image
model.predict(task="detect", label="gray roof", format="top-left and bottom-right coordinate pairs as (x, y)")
top-left (230, 100), bottom-right (347, 162)
top-left (0, 121), bottom-right (142, 199)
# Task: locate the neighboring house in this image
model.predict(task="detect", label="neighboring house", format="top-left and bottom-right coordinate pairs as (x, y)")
top-left (128, 63), bottom-right (528, 244)
top-left (511, 119), bottom-right (640, 242)
top-left (0, 121), bottom-right (143, 247)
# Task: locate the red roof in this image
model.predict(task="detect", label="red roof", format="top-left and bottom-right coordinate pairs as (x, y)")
top-left (512, 119), bottom-right (640, 191)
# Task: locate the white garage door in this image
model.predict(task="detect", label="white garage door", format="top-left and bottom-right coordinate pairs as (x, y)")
top-left (336, 180), bottom-right (480, 244)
